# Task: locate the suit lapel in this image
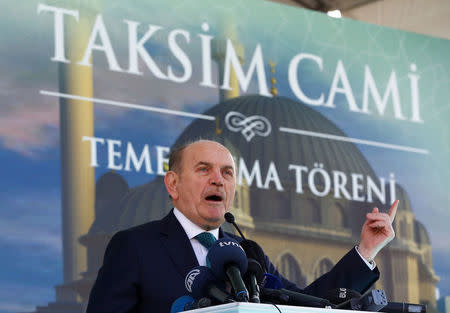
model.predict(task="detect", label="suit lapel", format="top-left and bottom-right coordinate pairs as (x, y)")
top-left (160, 210), bottom-right (199, 278)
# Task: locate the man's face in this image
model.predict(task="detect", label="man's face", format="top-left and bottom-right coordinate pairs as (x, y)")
top-left (165, 141), bottom-right (236, 230)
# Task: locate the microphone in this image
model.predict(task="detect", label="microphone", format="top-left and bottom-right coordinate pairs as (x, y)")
top-left (263, 273), bottom-right (284, 290)
top-left (244, 258), bottom-right (264, 303)
top-left (224, 212), bottom-right (247, 239)
top-left (261, 288), bottom-right (334, 308)
top-left (328, 289), bottom-right (426, 313)
top-left (324, 288), bottom-right (362, 307)
top-left (184, 266), bottom-right (233, 304)
top-left (170, 295), bottom-right (212, 312)
top-left (261, 273), bottom-right (333, 308)
top-left (383, 302), bottom-right (426, 313)
top-left (207, 238), bottom-right (249, 302)
top-left (344, 289), bottom-right (387, 311)
top-left (225, 213), bottom-right (267, 303)
top-left (240, 239), bottom-right (267, 273)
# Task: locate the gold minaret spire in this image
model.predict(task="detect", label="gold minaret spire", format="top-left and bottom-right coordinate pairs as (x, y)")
top-left (268, 60), bottom-right (278, 96)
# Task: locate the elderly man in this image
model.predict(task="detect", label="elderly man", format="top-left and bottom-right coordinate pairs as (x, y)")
top-left (87, 140), bottom-right (398, 313)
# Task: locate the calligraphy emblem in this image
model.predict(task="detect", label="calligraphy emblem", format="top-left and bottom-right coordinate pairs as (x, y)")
top-left (225, 111), bottom-right (272, 142)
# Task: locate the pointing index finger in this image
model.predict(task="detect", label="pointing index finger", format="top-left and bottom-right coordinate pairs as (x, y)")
top-left (388, 200), bottom-right (399, 222)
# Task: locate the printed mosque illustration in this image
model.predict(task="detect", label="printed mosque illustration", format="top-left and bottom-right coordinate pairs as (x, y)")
top-left (33, 18), bottom-right (438, 313)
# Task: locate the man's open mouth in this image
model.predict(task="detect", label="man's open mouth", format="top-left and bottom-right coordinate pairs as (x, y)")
top-left (205, 194), bottom-right (223, 202)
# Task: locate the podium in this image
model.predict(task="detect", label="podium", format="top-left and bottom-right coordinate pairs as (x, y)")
top-left (186, 303), bottom-right (355, 313)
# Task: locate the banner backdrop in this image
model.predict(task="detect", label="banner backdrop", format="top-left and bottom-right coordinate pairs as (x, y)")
top-left (1, 0), bottom-right (450, 312)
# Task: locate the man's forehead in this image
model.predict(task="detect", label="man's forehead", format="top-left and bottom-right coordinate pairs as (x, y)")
top-left (183, 141), bottom-right (235, 168)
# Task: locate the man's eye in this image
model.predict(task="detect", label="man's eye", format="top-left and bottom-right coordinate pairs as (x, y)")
top-left (224, 170), bottom-right (234, 177)
top-left (199, 167), bottom-right (208, 172)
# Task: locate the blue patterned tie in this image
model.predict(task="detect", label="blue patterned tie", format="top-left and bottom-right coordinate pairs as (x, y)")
top-left (195, 232), bottom-right (216, 250)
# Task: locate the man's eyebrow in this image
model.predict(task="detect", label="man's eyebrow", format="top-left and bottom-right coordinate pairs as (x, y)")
top-left (194, 161), bottom-right (212, 167)
top-left (222, 165), bottom-right (234, 170)
top-left (194, 161), bottom-right (234, 171)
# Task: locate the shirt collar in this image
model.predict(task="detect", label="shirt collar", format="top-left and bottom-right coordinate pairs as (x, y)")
top-left (173, 208), bottom-right (219, 240)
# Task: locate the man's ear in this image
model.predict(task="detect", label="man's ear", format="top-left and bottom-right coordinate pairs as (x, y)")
top-left (164, 171), bottom-right (179, 200)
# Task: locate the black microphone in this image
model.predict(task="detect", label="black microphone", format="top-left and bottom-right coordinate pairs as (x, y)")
top-left (240, 239), bottom-right (267, 273)
top-left (207, 238), bottom-right (249, 302)
top-left (324, 287), bottom-right (362, 306)
top-left (184, 266), bottom-right (234, 304)
top-left (261, 274), bottom-right (334, 308)
top-left (261, 288), bottom-right (335, 308)
top-left (346, 289), bottom-right (388, 311)
top-left (244, 258), bottom-right (264, 303)
top-left (225, 212), bottom-right (268, 302)
top-left (330, 289), bottom-right (426, 313)
top-left (224, 212), bottom-right (247, 239)
top-left (383, 302), bottom-right (426, 313)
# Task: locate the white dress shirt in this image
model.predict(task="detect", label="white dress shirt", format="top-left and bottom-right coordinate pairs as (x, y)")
top-left (173, 208), bottom-right (219, 266)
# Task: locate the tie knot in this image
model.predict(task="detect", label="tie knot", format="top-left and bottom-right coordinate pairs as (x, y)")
top-left (195, 232), bottom-right (216, 249)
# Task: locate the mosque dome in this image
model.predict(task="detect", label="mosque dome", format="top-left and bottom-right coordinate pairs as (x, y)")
top-left (117, 95), bottom-right (381, 233)
top-left (173, 95), bottom-right (377, 180)
top-left (414, 220), bottom-right (431, 245)
top-left (386, 183), bottom-right (413, 212)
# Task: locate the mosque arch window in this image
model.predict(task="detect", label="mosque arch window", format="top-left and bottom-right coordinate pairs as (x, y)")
top-left (313, 258), bottom-right (334, 279)
top-left (332, 202), bottom-right (348, 228)
top-left (275, 253), bottom-right (307, 288)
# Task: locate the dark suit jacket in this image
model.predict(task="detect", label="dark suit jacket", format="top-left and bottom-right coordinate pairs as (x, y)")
top-left (87, 210), bottom-right (379, 313)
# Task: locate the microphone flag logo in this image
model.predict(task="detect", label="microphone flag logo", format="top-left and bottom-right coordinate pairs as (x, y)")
top-left (185, 269), bottom-right (201, 293)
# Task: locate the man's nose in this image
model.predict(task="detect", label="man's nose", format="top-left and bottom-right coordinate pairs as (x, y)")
top-left (209, 169), bottom-right (224, 186)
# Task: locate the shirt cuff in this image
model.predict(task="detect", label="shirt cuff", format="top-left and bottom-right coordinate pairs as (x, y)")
top-left (355, 246), bottom-right (376, 270)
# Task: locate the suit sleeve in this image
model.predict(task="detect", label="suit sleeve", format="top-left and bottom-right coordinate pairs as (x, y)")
top-left (86, 230), bottom-right (140, 313)
top-left (266, 247), bottom-right (379, 297)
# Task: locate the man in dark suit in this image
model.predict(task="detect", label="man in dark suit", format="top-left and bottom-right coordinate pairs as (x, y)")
top-left (87, 140), bottom-right (398, 313)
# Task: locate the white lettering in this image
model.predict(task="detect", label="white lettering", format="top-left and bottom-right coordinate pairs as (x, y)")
top-left (124, 143), bottom-right (153, 173)
top-left (326, 60), bottom-right (359, 111)
top-left (367, 176), bottom-right (385, 203)
top-left (37, 4), bottom-right (79, 63)
top-left (362, 66), bottom-right (405, 120)
top-left (288, 53), bottom-right (325, 106)
top-left (351, 173), bottom-right (365, 202)
top-left (82, 136), bottom-right (104, 167)
top-left (125, 20), bottom-right (167, 78)
top-left (263, 162), bottom-right (284, 191)
top-left (238, 158), bottom-right (263, 188)
top-left (221, 41), bottom-right (270, 96)
top-left (198, 23), bottom-right (215, 88)
top-left (288, 164), bottom-right (308, 193)
top-left (408, 64), bottom-right (423, 123)
top-left (107, 139), bottom-right (122, 170)
top-left (333, 170), bottom-right (351, 200)
top-left (167, 29), bottom-right (192, 83)
top-left (78, 15), bottom-right (122, 71)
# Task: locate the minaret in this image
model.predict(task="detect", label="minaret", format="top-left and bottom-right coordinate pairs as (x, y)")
top-left (58, 2), bottom-right (96, 302)
top-left (212, 17), bottom-right (244, 102)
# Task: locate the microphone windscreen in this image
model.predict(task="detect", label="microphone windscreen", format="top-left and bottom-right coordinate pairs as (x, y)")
top-left (170, 295), bottom-right (195, 313)
top-left (324, 288), bottom-right (361, 305)
top-left (224, 212), bottom-right (235, 223)
top-left (184, 266), bottom-right (224, 300)
top-left (264, 273), bottom-right (284, 290)
top-left (240, 240), bottom-right (267, 273)
top-left (246, 258), bottom-right (265, 283)
top-left (207, 238), bottom-right (248, 280)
